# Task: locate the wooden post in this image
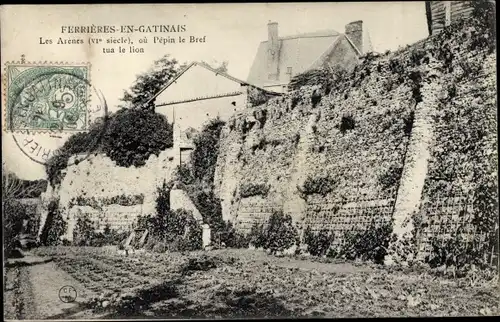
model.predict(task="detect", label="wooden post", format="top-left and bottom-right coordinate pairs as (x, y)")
top-left (444, 1), bottom-right (452, 26)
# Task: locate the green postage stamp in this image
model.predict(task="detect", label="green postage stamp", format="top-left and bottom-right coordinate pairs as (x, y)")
top-left (4, 63), bottom-right (90, 132)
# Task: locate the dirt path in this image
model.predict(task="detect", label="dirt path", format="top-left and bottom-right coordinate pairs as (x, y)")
top-left (5, 253), bottom-right (99, 320)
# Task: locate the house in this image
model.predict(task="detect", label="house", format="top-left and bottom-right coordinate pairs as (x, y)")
top-left (425, 1), bottom-right (495, 36)
top-left (148, 61), bottom-right (278, 165)
top-left (247, 20), bottom-right (373, 93)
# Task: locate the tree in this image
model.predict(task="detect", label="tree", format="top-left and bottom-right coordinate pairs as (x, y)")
top-left (4, 199), bottom-right (28, 257)
top-left (2, 162), bottom-right (42, 200)
top-left (2, 164), bottom-right (43, 256)
top-left (191, 117), bottom-right (226, 183)
top-left (119, 54), bottom-right (185, 110)
top-left (39, 199), bottom-right (67, 246)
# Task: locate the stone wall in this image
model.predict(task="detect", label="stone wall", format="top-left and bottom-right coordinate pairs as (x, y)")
top-left (215, 50), bottom-right (416, 236)
top-left (214, 18), bottom-right (497, 257)
top-left (170, 189), bottom-right (203, 222)
top-left (39, 148), bottom-right (177, 238)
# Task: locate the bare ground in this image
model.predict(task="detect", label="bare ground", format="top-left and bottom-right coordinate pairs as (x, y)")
top-left (5, 247), bottom-right (500, 319)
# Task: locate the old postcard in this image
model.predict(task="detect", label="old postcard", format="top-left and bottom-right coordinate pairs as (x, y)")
top-left (2, 2), bottom-right (498, 320)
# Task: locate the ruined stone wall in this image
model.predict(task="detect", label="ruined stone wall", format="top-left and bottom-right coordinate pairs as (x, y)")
top-left (39, 148), bottom-right (177, 238)
top-left (215, 51), bottom-right (417, 235)
top-left (215, 19), bottom-right (497, 251)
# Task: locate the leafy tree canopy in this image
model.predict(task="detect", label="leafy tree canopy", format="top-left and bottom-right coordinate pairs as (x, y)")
top-left (119, 54), bottom-right (186, 110)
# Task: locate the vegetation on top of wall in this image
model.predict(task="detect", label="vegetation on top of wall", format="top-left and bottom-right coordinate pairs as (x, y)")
top-left (102, 108), bottom-right (174, 167)
top-left (289, 67), bottom-right (348, 94)
top-left (45, 109), bottom-right (174, 187)
top-left (46, 55), bottom-right (180, 187)
top-left (247, 86), bottom-right (275, 107)
top-left (239, 183), bottom-right (270, 198)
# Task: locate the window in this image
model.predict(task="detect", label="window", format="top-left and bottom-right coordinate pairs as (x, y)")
top-left (286, 67), bottom-right (292, 75)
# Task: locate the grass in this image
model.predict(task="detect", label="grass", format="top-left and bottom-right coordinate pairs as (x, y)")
top-left (29, 246), bottom-right (500, 318)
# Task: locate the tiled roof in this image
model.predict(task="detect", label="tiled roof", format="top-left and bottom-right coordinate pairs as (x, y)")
top-left (247, 30), bottom-right (341, 87)
top-left (247, 28), bottom-right (373, 88)
top-left (147, 62), bottom-right (276, 106)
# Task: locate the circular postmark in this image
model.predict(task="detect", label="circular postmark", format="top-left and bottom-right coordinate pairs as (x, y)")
top-left (58, 285), bottom-right (78, 303)
top-left (5, 63), bottom-right (109, 165)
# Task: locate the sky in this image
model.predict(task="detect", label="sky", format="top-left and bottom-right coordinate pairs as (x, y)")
top-left (1, 2), bottom-right (428, 180)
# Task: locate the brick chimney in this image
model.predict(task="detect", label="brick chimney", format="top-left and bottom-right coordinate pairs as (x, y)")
top-left (345, 20), bottom-right (363, 54)
top-left (267, 21), bottom-right (280, 81)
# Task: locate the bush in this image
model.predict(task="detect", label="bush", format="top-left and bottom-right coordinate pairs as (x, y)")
top-left (333, 220), bottom-right (395, 264)
top-left (180, 220), bottom-right (203, 251)
top-left (4, 199), bottom-right (28, 257)
top-left (214, 221), bottom-right (249, 248)
top-left (152, 241), bottom-right (168, 253)
top-left (191, 117), bottom-right (226, 183)
top-left (261, 211), bottom-right (299, 255)
top-left (248, 222), bottom-right (266, 249)
top-left (304, 227), bottom-right (335, 257)
top-left (239, 183), bottom-right (270, 198)
top-left (425, 224), bottom-right (496, 275)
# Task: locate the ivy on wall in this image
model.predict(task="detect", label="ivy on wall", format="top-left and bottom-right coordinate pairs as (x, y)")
top-left (46, 109), bottom-right (174, 187)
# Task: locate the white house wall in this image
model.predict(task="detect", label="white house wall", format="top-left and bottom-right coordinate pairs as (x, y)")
top-left (156, 93), bottom-right (247, 134)
top-left (155, 64), bottom-right (245, 106)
